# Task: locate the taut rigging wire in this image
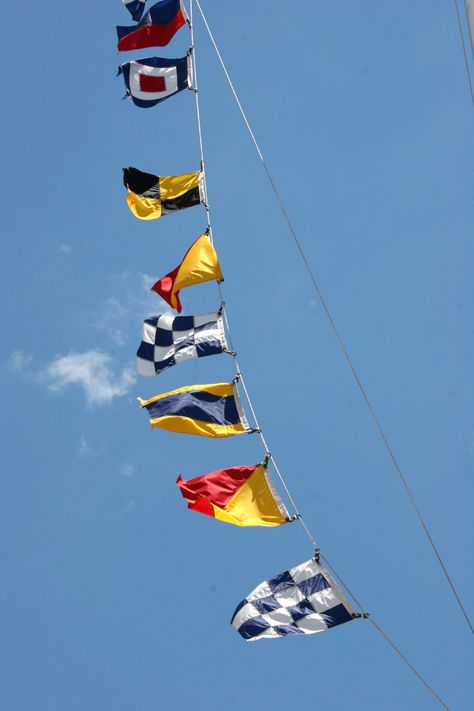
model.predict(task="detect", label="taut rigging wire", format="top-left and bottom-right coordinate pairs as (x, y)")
top-left (194, 0), bottom-right (473, 638)
top-left (187, 2), bottom-right (454, 707)
top-left (453, 0), bottom-right (474, 107)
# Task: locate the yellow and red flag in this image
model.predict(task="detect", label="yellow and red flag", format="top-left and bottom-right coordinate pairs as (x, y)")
top-left (176, 464), bottom-right (290, 527)
top-left (151, 233), bottom-right (222, 312)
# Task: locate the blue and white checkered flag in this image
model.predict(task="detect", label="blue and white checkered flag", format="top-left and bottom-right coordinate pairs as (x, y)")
top-left (231, 557), bottom-right (355, 641)
top-left (137, 311), bottom-right (228, 376)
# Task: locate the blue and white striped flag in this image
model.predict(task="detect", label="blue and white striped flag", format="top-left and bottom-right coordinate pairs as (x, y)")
top-left (231, 557), bottom-right (355, 641)
top-left (123, 0), bottom-right (146, 22)
top-left (137, 312), bottom-right (228, 376)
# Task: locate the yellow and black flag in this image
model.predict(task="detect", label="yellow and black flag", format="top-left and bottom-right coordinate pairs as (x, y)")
top-left (138, 382), bottom-right (251, 438)
top-left (123, 167), bottom-right (204, 220)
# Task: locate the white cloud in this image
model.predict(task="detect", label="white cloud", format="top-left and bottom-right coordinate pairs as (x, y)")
top-left (102, 497), bottom-right (137, 523)
top-left (94, 297), bottom-right (129, 346)
top-left (75, 435), bottom-right (106, 459)
top-left (41, 349), bottom-right (135, 407)
top-left (122, 498), bottom-right (136, 514)
top-left (91, 272), bottom-right (166, 348)
top-left (8, 350), bottom-right (33, 372)
top-left (76, 436), bottom-right (92, 458)
top-left (120, 462), bottom-right (135, 477)
top-left (59, 243), bottom-right (72, 253)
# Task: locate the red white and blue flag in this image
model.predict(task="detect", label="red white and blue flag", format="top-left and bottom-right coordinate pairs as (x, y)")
top-left (118, 55), bottom-right (191, 108)
top-left (123, 0), bottom-right (146, 22)
top-left (117, 0), bottom-right (189, 52)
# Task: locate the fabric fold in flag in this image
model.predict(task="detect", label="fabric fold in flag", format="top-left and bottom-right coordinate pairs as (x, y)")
top-left (176, 464), bottom-right (290, 527)
top-left (118, 55), bottom-right (191, 108)
top-left (117, 0), bottom-right (188, 51)
top-left (123, 0), bottom-right (146, 22)
top-left (137, 311), bottom-right (227, 376)
top-left (151, 234), bottom-right (222, 313)
top-left (138, 382), bottom-right (251, 437)
top-left (123, 167), bottom-right (203, 220)
top-left (231, 558), bottom-right (355, 641)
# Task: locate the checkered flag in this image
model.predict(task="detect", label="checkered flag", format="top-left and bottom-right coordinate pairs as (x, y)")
top-left (137, 311), bottom-right (228, 376)
top-left (231, 557), bottom-right (355, 641)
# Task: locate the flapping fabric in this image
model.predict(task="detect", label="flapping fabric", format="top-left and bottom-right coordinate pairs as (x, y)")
top-left (151, 234), bottom-right (222, 313)
top-left (231, 558), bottom-right (355, 641)
top-left (176, 464), bottom-right (290, 527)
top-left (117, 0), bottom-right (188, 51)
top-left (138, 382), bottom-right (250, 437)
top-left (123, 0), bottom-right (146, 22)
top-left (118, 55), bottom-right (191, 108)
top-left (123, 167), bottom-right (203, 220)
top-left (137, 311), bottom-right (227, 376)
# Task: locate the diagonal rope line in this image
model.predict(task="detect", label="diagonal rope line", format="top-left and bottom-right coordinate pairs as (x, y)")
top-left (194, 0), bottom-right (473, 637)
top-left (320, 553), bottom-right (451, 711)
top-left (188, 0), bottom-right (317, 551)
top-left (367, 617), bottom-right (452, 710)
top-left (453, 0), bottom-right (474, 107)
top-left (188, 3), bottom-right (454, 707)
top-left (465, 0), bottom-right (474, 61)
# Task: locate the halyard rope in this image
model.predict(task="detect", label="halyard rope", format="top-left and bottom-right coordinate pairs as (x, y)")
top-left (194, 0), bottom-right (473, 638)
top-left (186, 2), bottom-right (454, 707)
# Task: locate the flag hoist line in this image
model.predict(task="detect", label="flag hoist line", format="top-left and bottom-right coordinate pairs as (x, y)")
top-left (185, 3), bottom-right (451, 708)
top-left (193, 0), bottom-right (473, 640)
top-left (453, 0), bottom-right (474, 107)
top-left (188, 0), bottom-right (317, 550)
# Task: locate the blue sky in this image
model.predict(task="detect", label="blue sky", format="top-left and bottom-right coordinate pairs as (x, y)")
top-left (1, 1), bottom-right (473, 709)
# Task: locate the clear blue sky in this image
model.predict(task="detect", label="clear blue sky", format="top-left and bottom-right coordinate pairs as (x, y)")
top-left (1, 1), bottom-right (473, 709)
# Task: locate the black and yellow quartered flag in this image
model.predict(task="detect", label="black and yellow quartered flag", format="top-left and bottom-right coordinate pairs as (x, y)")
top-left (123, 166), bottom-right (204, 220)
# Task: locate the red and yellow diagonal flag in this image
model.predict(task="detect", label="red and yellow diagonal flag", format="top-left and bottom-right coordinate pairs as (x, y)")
top-left (151, 233), bottom-right (223, 312)
top-left (176, 464), bottom-right (290, 527)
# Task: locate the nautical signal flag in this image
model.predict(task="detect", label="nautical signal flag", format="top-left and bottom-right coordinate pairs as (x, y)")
top-left (176, 464), bottom-right (291, 527)
top-left (123, 0), bottom-right (146, 22)
top-left (117, 0), bottom-right (189, 52)
top-left (123, 167), bottom-right (203, 220)
top-left (151, 234), bottom-right (222, 313)
top-left (118, 55), bottom-right (191, 108)
top-left (138, 382), bottom-right (250, 437)
top-left (137, 311), bottom-right (227, 376)
top-left (231, 557), bottom-right (355, 641)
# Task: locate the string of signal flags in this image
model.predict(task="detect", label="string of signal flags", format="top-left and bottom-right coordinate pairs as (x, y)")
top-left (116, 0), bottom-right (360, 643)
top-left (113, 10), bottom-right (457, 707)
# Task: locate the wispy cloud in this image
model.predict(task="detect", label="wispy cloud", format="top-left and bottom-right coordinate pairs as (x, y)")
top-left (101, 498), bottom-right (137, 523)
top-left (7, 350), bottom-right (33, 372)
top-left (122, 498), bottom-right (136, 514)
top-left (94, 297), bottom-right (130, 346)
top-left (40, 349), bottom-right (135, 407)
top-left (91, 271), bottom-right (166, 348)
top-left (76, 436), bottom-right (92, 458)
top-left (59, 243), bottom-right (72, 254)
top-left (120, 462), bottom-right (135, 477)
top-left (75, 435), bottom-right (106, 459)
